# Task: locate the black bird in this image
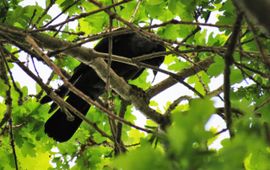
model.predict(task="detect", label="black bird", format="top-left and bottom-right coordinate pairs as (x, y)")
top-left (41, 32), bottom-right (165, 142)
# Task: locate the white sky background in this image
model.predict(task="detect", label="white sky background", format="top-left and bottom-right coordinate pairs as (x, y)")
top-left (14, 0), bottom-right (229, 149)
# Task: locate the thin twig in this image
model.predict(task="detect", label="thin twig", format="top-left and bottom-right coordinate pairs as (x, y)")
top-left (8, 118), bottom-right (18, 170)
top-left (263, 123), bottom-right (270, 145)
top-left (246, 17), bottom-right (270, 68)
top-left (0, 46), bottom-right (23, 105)
top-left (255, 96), bottom-right (270, 111)
top-left (34, 0), bottom-right (56, 28)
top-left (214, 128), bottom-right (228, 136)
top-left (106, 16), bottom-right (121, 155)
top-left (42, 0), bottom-right (79, 28)
top-left (147, 57), bottom-right (214, 98)
top-left (36, 0), bottom-right (132, 32)
top-left (164, 95), bottom-right (191, 116)
top-left (0, 47), bottom-right (18, 170)
top-left (116, 100), bottom-right (128, 153)
top-left (129, 0), bottom-right (141, 23)
top-left (52, 16), bottom-right (69, 37)
top-left (35, 71), bottom-right (55, 100)
top-left (28, 9), bottom-right (37, 28)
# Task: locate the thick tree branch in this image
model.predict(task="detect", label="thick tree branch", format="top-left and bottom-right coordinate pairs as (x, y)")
top-left (234, 0), bottom-right (270, 34)
top-left (223, 12), bottom-right (243, 137)
top-left (147, 57), bottom-right (213, 98)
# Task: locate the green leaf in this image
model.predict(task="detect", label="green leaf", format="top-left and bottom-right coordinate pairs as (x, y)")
top-left (21, 141), bottom-right (36, 157)
top-left (168, 60), bottom-right (190, 72)
top-left (246, 150), bottom-right (270, 170)
top-left (187, 72), bottom-right (209, 96)
top-left (146, 0), bottom-right (163, 5)
top-left (93, 133), bottom-right (107, 143)
top-left (79, 13), bottom-right (108, 34)
top-left (0, 79), bottom-right (8, 96)
top-left (159, 25), bottom-right (178, 40)
top-left (169, 0), bottom-right (195, 20)
top-left (194, 29), bottom-right (207, 45)
top-left (168, 0), bottom-right (183, 15)
top-left (128, 129), bottom-right (145, 144)
top-left (168, 98), bottom-right (214, 154)
top-left (189, 98), bottom-right (215, 118)
top-left (129, 70), bottom-right (151, 90)
top-left (167, 122), bottom-right (187, 153)
top-left (217, 0), bottom-right (236, 34)
top-left (207, 56), bottom-right (224, 77)
top-left (19, 152), bottom-right (52, 169)
top-left (145, 1), bottom-right (166, 19)
top-left (114, 143), bottom-right (171, 170)
top-left (230, 68), bottom-right (243, 84)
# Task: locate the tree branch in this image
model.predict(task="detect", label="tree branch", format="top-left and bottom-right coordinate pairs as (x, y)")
top-left (147, 57), bottom-right (213, 98)
top-left (223, 12), bottom-right (243, 137)
top-left (0, 47), bottom-right (18, 170)
top-left (234, 0), bottom-right (270, 34)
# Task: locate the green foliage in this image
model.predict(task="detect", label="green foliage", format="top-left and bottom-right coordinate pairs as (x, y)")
top-left (0, 79), bottom-right (8, 96)
top-left (1, 0), bottom-right (270, 169)
top-left (114, 142), bottom-right (171, 170)
top-left (166, 55), bottom-right (190, 71)
top-left (129, 70), bottom-right (151, 90)
top-left (5, 4), bottom-right (51, 27)
top-left (207, 56), bottom-right (224, 77)
top-left (217, 0), bottom-right (236, 34)
top-left (114, 98), bottom-right (216, 170)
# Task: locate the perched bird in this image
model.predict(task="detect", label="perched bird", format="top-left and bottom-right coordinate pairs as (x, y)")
top-left (41, 31), bottom-right (165, 142)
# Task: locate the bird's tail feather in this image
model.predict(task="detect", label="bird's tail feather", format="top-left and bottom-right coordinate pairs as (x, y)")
top-left (44, 92), bottom-right (90, 142)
